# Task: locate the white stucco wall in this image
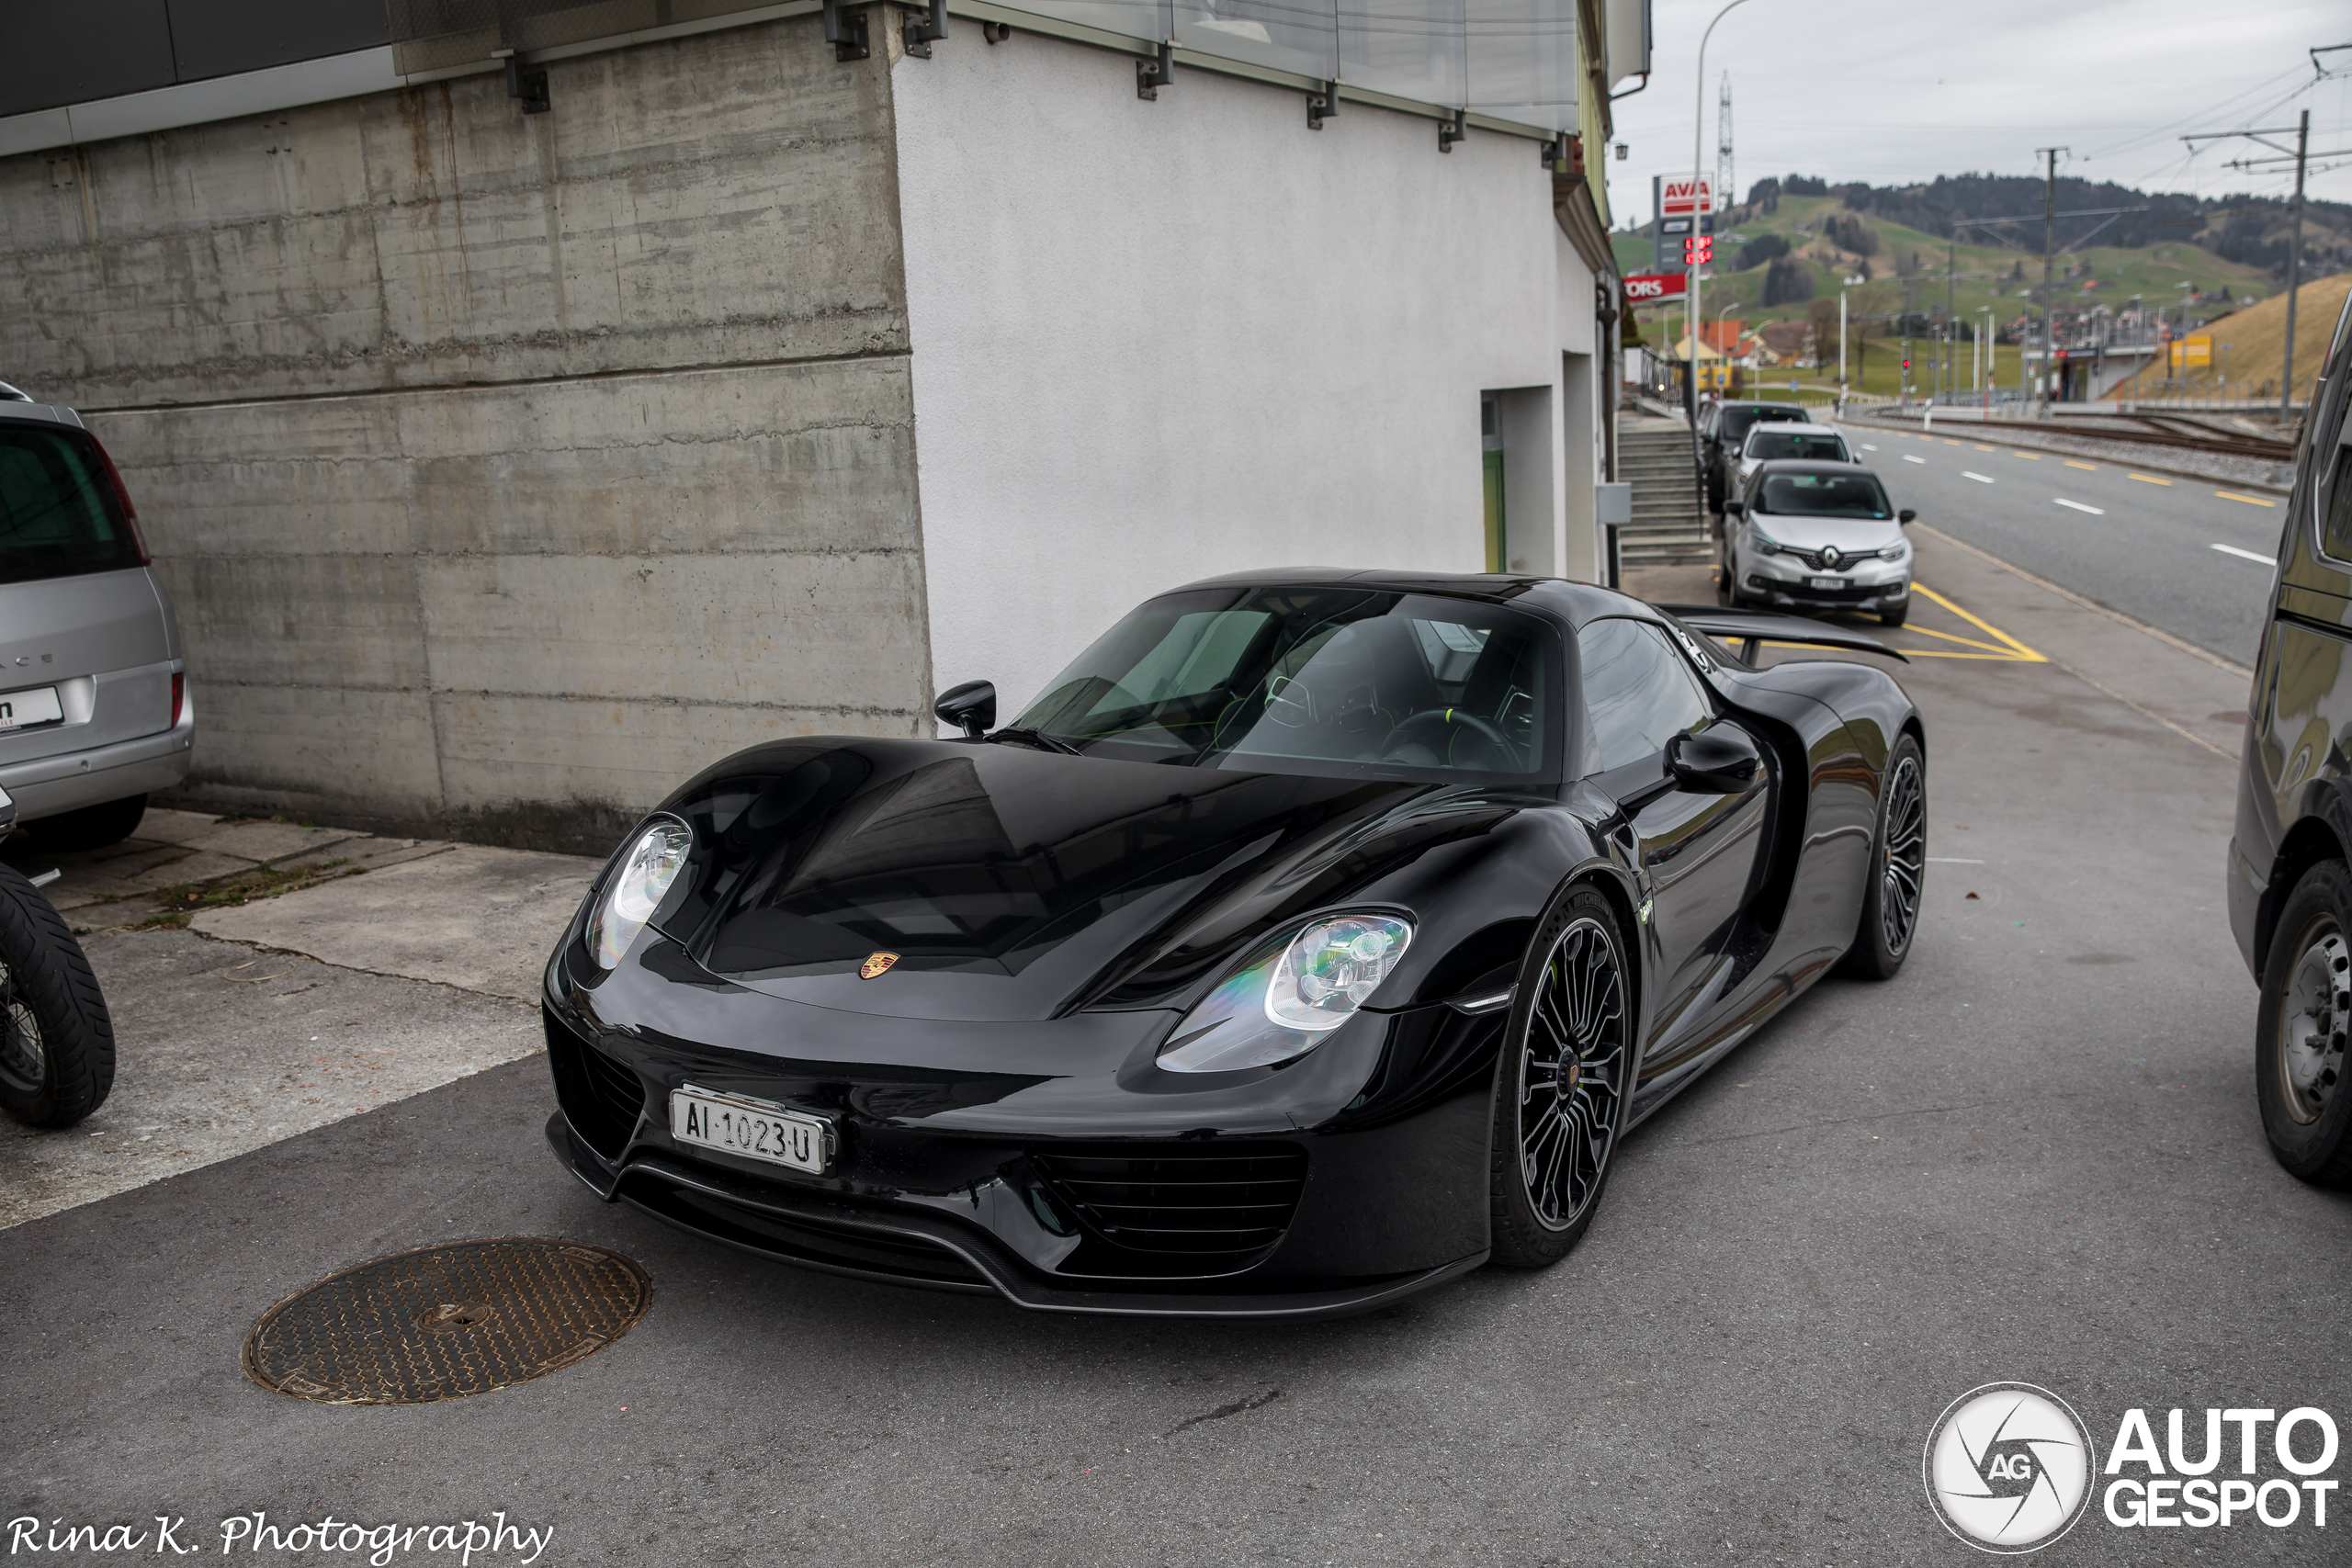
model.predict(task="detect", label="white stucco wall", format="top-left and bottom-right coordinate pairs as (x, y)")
top-left (891, 28), bottom-right (1599, 716)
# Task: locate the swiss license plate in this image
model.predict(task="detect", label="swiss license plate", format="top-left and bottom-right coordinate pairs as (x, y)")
top-left (0, 685), bottom-right (63, 731)
top-left (1808, 576), bottom-right (1846, 591)
top-left (670, 1085), bottom-right (831, 1173)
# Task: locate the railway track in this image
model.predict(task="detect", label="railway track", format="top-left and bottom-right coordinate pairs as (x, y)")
top-left (2023, 415), bottom-right (2295, 464)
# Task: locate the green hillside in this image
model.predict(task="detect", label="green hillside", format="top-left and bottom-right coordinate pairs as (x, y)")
top-left (1614, 193), bottom-right (2275, 351)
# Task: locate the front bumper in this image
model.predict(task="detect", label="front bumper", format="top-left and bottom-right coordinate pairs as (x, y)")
top-left (1740, 558), bottom-right (1911, 614)
top-left (540, 935), bottom-right (1501, 1319)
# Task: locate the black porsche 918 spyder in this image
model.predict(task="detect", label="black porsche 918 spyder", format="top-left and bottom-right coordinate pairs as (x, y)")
top-left (541, 571), bottom-right (1925, 1319)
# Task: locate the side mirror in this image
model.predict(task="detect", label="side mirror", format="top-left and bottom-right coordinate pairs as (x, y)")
top-left (1898, 509), bottom-right (1917, 525)
top-left (1723, 499), bottom-right (1745, 517)
top-left (934, 680), bottom-right (996, 739)
top-left (1668, 724), bottom-right (1762, 795)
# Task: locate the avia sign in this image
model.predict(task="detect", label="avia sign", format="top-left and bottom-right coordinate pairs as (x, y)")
top-left (1660, 177), bottom-right (1714, 217)
top-left (1624, 273), bottom-right (1688, 302)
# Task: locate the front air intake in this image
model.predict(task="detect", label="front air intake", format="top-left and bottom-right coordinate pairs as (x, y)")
top-left (543, 1008), bottom-right (645, 1160)
top-left (1029, 1142), bottom-right (1308, 1276)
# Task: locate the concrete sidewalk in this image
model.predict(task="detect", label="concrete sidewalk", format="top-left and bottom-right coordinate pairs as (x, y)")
top-left (0, 817), bottom-right (595, 1228)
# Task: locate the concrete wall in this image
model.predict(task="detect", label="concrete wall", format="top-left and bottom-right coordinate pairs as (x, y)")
top-left (0, 15), bottom-right (931, 849)
top-left (888, 29), bottom-right (1598, 717)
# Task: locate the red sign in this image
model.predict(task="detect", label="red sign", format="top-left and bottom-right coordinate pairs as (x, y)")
top-left (1624, 273), bottom-right (1688, 301)
top-left (1660, 176), bottom-right (1714, 217)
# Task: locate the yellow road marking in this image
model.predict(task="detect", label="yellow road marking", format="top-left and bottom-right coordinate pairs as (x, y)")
top-left (1755, 584), bottom-right (2049, 663)
top-left (2012, 451), bottom-right (2041, 459)
top-left (1974, 445), bottom-right (1997, 451)
top-left (2216, 491), bottom-right (2277, 507)
top-left (2129, 473), bottom-right (2171, 485)
top-left (1907, 584), bottom-right (2050, 662)
top-left (2064, 460), bottom-right (2097, 470)
top-left (1944, 439), bottom-right (1962, 446)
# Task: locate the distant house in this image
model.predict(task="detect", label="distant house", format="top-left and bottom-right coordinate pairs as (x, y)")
top-left (1758, 320), bottom-right (1818, 367)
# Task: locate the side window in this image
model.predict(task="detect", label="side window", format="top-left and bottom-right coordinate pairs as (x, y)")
top-left (2324, 442), bottom-right (2352, 564)
top-left (1577, 618), bottom-right (1714, 776)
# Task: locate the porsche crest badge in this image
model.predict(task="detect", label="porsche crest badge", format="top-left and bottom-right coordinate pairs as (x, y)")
top-left (859, 951), bottom-right (900, 980)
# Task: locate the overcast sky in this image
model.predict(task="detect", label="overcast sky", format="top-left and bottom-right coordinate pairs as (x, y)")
top-left (1599, 0), bottom-right (2352, 230)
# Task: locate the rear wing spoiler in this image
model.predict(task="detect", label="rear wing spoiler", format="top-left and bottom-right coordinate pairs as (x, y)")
top-left (1656, 605), bottom-right (1907, 664)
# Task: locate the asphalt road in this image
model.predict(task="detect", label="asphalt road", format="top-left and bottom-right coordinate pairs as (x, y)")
top-left (5, 534), bottom-right (2346, 1567)
top-left (1846, 421), bottom-right (2287, 666)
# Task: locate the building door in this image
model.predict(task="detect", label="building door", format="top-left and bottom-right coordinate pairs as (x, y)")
top-left (1482, 398), bottom-right (1506, 571)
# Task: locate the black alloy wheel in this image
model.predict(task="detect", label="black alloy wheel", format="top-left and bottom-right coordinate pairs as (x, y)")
top-left (2256, 860), bottom-right (2352, 1186)
top-left (1488, 886), bottom-right (1632, 1266)
top-left (1840, 733), bottom-right (1926, 980)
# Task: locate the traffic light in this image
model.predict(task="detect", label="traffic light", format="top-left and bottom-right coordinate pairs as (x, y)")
top-left (1901, 357), bottom-right (1912, 371)
top-left (1683, 235), bottom-right (1713, 266)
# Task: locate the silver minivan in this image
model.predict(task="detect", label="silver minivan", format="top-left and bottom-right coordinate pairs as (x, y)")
top-left (0, 387), bottom-right (193, 849)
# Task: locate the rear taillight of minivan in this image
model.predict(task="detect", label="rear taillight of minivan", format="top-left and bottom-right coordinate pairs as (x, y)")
top-left (87, 435), bottom-right (152, 567)
top-left (170, 671), bottom-right (185, 728)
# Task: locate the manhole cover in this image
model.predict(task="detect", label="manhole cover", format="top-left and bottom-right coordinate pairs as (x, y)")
top-left (243, 1237), bottom-right (651, 1404)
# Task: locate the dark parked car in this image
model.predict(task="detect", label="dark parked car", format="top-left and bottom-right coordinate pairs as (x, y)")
top-left (1697, 399), bottom-right (1813, 514)
top-left (2231, 288), bottom-right (2352, 1186)
top-left (542, 571), bottom-right (1926, 1318)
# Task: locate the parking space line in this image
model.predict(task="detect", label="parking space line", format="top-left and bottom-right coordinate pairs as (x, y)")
top-left (2215, 491), bottom-right (2277, 507)
top-left (2055, 499), bottom-right (2104, 515)
top-left (2211, 543), bottom-right (2277, 565)
top-left (1903, 584), bottom-right (2050, 662)
top-left (1962, 471), bottom-right (1994, 483)
top-left (2064, 460), bottom-right (2098, 470)
top-left (2129, 473), bottom-right (2171, 485)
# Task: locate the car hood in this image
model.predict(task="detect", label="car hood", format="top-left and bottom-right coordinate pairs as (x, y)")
top-left (1749, 514), bottom-right (1904, 552)
top-left (644, 738), bottom-right (1519, 1021)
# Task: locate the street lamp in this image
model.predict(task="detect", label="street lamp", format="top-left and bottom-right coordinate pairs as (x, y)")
top-left (1838, 276), bottom-right (1865, 416)
top-left (1687, 0), bottom-right (1755, 423)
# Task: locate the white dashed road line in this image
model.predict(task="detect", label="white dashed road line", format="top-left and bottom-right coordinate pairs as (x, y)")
top-left (1962, 472), bottom-right (1994, 483)
top-left (2055, 499), bottom-right (2105, 515)
top-left (1904, 455), bottom-right (1927, 464)
top-left (2211, 543), bottom-right (2277, 565)
top-left (1860, 443), bottom-right (1879, 451)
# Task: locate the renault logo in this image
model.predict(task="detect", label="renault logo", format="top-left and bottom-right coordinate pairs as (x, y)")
top-left (1820, 546), bottom-right (1842, 570)
top-left (858, 952), bottom-right (900, 979)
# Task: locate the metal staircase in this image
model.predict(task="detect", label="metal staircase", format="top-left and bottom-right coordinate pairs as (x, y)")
top-left (1616, 416), bottom-right (1714, 567)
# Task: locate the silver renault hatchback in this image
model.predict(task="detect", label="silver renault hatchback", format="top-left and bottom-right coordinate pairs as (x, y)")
top-left (0, 386), bottom-right (194, 849)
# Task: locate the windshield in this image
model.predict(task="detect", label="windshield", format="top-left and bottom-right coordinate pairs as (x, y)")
top-left (1719, 405), bottom-right (1807, 446)
top-left (0, 425), bottom-right (143, 587)
top-left (1015, 587), bottom-right (1557, 781)
top-left (1745, 429), bottom-right (1849, 463)
top-left (1758, 469), bottom-right (1894, 519)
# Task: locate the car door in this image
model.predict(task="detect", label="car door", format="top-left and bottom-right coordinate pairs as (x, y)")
top-left (1576, 616), bottom-right (1774, 1078)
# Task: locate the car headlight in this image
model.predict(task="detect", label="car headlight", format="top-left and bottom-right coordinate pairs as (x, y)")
top-left (1751, 530), bottom-right (1783, 556)
top-left (1158, 912), bottom-right (1414, 1073)
top-left (1878, 542), bottom-right (1908, 561)
top-left (588, 818), bottom-right (693, 969)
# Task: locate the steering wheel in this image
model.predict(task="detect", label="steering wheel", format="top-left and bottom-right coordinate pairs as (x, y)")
top-left (1381, 708), bottom-right (1513, 767)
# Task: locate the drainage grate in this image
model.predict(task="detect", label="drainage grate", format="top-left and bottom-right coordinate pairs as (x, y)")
top-left (243, 1237), bottom-right (651, 1405)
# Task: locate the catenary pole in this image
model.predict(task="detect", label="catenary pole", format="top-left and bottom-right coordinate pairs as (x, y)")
top-left (2280, 108), bottom-right (2309, 424)
top-left (2036, 147), bottom-right (2065, 413)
